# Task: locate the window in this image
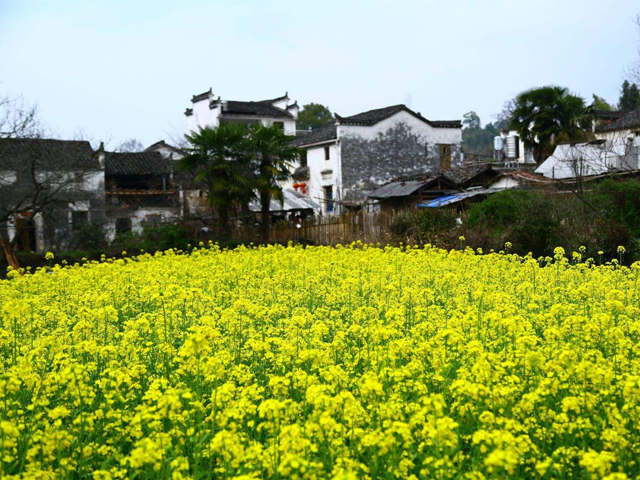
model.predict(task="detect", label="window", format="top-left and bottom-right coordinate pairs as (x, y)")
top-left (116, 217), bottom-right (132, 235)
top-left (324, 146), bottom-right (330, 161)
top-left (274, 121), bottom-right (284, 130)
top-left (324, 186), bottom-right (334, 214)
top-left (145, 214), bottom-right (162, 226)
top-left (439, 144), bottom-right (452, 171)
top-left (71, 211), bottom-right (89, 231)
top-left (300, 149), bottom-right (308, 167)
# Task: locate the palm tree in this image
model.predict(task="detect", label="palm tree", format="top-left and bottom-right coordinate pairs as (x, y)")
top-left (248, 123), bottom-right (300, 242)
top-left (179, 124), bottom-right (254, 236)
top-left (510, 86), bottom-right (592, 163)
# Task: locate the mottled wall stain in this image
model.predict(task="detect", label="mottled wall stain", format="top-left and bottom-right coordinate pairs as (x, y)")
top-left (340, 122), bottom-right (461, 202)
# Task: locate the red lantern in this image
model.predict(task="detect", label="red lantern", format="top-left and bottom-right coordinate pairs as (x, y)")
top-left (299, 182), bottom-right (306, 188)
top-left (293, 182), bottom-right (299, 190)
top-left (301, 187), bottom-right (307, 195)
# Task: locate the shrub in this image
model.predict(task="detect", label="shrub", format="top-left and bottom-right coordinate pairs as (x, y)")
top-left (390, 208), bottom-right (458, 245)
top-left (591, 179), bottom-right (640, 238)
top-left (142, 223), bottom-right (194, 252)
top-left (70, 223), bottom-right (106, 251)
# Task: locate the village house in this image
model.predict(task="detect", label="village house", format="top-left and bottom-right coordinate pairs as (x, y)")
top-left (290, 104), bottom-right (462, 215)
top-left (0, 138), bottom-right (105, 253)
top-left (185, 88), bottom-right (299, 136)
top-left (595, 108), bottom-right (640, 141)
top-left (95, 145), bottom-right (181, 242)
top-left (143, 140), bottom-right (209, 219)
top-left (535, 139), bottom-right (640, 180)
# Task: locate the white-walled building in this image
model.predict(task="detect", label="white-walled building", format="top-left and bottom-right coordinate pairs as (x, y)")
top-left (289, 104), bottom-right (462, 215)
top-left (185, 88), bottom-right (299, 136)
top-left (595, 108), bottom-right (640, 142)
top-left (535, 139), bottom-right (640, 179)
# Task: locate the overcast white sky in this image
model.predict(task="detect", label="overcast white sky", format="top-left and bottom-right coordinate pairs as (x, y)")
top-left (0, 0), bottom-right (638, 148)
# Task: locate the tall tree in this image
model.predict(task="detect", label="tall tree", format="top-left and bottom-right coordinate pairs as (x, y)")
top-left (591, 94), bottom-right (614, 111)
top-left (494, 99), bottom-right (516, 131)
top-left (619, 80), bottom-right (640, 111)
top-left (462, 111), bottom-right (499, 158)
top-left (510, 86), bottom-right (591, 164)
top-left (179, 124), bottom-right (254, 235)
top-left (248, 123), bottom-right (300, 242)
top-left (0, 89), bottom-right (42, 139)
top-left (462, 111), bottom-right (481, 130)
top-left (296, 103), bottom-right (334, 131)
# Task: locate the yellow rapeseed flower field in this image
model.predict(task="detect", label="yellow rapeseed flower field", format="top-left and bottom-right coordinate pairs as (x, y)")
top-left (1, 243), bottom-right (640, 479)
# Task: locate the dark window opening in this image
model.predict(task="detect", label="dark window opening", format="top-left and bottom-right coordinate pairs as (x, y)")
top-left (274, 122), bottom-right (284, 130)
top-left (71, 211), bottom-right (89, 231)
top-left (300, 149), bottom-right (308, 167)
top-left (198, 190), bottom-right (204, 198)
top-left (324, 186), bottom-right (334, 213)
top-left (15, 216), bottom-right (36, 252)
top-left (324, 146), bottom-right (330, 161)
top-left (116, 217), bottom-right (132, 235)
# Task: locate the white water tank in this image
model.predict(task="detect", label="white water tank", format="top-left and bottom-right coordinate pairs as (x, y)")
top-left (506, 135), bottom-right (520, 159)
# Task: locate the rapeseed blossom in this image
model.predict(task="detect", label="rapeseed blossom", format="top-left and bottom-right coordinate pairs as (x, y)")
top-left (1, 244), bottom-right (640, 478)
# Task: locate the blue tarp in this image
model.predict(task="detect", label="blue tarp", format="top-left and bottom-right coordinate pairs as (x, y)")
top-left (417, 195), bottom-right (462, 208)
top-left (417, 188), bottom-right (502, 208)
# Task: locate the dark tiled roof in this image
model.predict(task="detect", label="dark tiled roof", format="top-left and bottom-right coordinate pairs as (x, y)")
top-left (595, 108), bottom-right (640, 133)
top-left (104, 151), bottom-right (170, 176)
top-left (441, 165), bottom-right (499, 186)
top-left (0, 138), bottom-right (98, 170)
top-left (220, 100), bottom-right (293, 118)
top-left (290, 124), bottom-right (337, 146)
top-left (144, 140), bottom-right (184, 155)
top-left (594, 110), bottom-right (625, 120)
top-left (191, 88), bottom-right (212, 103)
top-left (336, 104), bottom-right (462, 129)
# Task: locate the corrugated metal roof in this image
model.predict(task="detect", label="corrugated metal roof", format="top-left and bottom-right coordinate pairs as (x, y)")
top-left (249, 188), bottom-right (320, 212)
top-left (368, 180), bottom-right (428, 199)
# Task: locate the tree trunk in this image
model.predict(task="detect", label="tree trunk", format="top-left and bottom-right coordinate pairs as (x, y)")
top-left (0, 237), bottom-right (21, 272)
top-left (260, 190), bottom-right (271, 243)
top-left (259, 155), bottom-right (271, 244)
top-left (218, 206), bottom-right (231, 238)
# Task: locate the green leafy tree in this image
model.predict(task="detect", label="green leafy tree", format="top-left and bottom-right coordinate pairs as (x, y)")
top-left (462, 111), bottom-right (481, 130)
top-left (179, 124), bottom-right (254, 235)
top-left (510, 86), bottom-right (591, 164)
top-left (591, 94), bottom-right (614, 111)
top-left (248, 123), bottom-right (300, 242)
top-left (296, 103), bottom-right (334, 131)
top-left (619, 80), bottom-right (640, 111)
top-left (462, 111), bottom-right (500, 157)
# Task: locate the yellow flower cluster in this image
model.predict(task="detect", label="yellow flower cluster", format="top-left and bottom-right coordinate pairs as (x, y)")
top-left (2, 244), bottom-right (640, 479)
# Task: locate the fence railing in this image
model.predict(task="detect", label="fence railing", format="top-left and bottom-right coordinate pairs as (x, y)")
top-left (190, 212), bottom-right (398, 246)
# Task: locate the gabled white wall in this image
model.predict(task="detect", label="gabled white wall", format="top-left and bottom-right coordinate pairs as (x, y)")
top-left (304, 142), bottom-right (339, 215)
